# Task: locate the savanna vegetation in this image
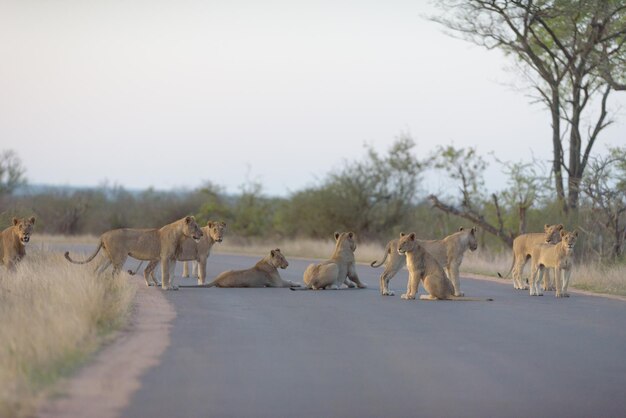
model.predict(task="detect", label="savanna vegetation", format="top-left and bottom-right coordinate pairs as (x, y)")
top-left (1, 2), bottom-right (625, 413)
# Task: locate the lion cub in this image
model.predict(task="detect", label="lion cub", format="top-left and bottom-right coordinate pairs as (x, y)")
top-left (0, 217), bottom-right (36, 270)
top-left (529, 230), bottom-right (578, 298)
top-left (204, 249), bottom-right (298, 288)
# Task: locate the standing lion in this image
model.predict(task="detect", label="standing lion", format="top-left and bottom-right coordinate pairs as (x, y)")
top-left (65, 216), bottom-right (203, 290)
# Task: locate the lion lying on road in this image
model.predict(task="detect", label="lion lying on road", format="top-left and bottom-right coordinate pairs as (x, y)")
top-left (498, 224), bottom-right (563, 290)
top-left (65, 216), bottom-right (203, 290)
top-left (143, 220), bottom-right (226, 285)
top-left (0, 216), bottom-right (35, 270)
top-left (201, 249), bottom-right (298, 288)
top-left (301, 232), bottom-right (367, 290)
top-left (397, 232), bottom-right (492, 301)
top-left (529, 230), bottom-right (578, 298)
top-left (371, 227), bottom-right (477, 297)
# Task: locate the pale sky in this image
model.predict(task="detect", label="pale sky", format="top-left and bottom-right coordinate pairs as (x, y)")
top-left (1, 0), bottom-right (624, 196)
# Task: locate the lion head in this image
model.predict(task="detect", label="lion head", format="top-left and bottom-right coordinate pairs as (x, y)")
top-left (560, 230), bottom-right (578, 250)
top-left (183, 216), bottom-right (203, 242)
top-left (13, 217), bottom-right (35, 244)
top-left (334, 231), bottom-right (357, 253)
top-left (269, 248), bottom-right (289, 269)
top-left (206, 221), bottom-right (226, 243)
top-left (397, 232), bottom-right (418, 255)
top-left (544, 223), bottom-right (564, 244)
top-left (459, 226), bottom-right (478, 251)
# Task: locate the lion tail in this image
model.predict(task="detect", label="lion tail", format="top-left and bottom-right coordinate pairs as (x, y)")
top-left (65, 241), bottom-right (103, 265)
top-left (497, 254), bottom-right (516, 279)
top-left (449, 296), bottom-right (494, 302)
top-left (127, 260), bottom-right (144, 276)
top-left (370, 241), bottom-right (391, 268)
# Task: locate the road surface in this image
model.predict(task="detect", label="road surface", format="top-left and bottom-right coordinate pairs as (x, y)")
top-left (107, 252), bottom-right (626, 418)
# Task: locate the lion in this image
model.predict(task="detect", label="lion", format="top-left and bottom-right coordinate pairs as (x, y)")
top-left (65, 216), bottom-right (203, 290)
top-left (529, 230), bottom-right (578, 298)
top-left (199, 249), bottom-right (298, 288)
top-left (300, 232), bottom-right (367, 290)
top-left (498, 224), bottom-right (564, 290)
top-left (0, 216), bottom-right (35, 270)
top-left (142, 220), bottom-right (226, 285)
top-left (397, 232), bottom-right (493, 301)
top-left (371, 227), bottom-right (478, 297)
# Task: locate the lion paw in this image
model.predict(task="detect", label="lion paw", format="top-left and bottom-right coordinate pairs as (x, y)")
top-left (454, 292), bottom-right (465, 297)
top-left (382, 290), bottom-right (395, 296)
top-left (357, 283), bottom-right (368, 289)
top-left (401, 293), bottom-right (415, 300)
top-left (346, 281), bottom-right (356, 288)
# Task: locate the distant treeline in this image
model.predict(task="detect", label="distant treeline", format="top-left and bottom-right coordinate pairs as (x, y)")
top-left (1, 137), bottom-right (625, 263)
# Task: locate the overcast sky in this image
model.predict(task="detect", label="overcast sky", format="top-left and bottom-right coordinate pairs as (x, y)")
top-left (1, 0), bottom-right (624, 196)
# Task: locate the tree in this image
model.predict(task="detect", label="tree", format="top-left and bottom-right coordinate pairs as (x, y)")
top-left (434, 0), bottom-right (626, 212)
top-left (281, 135), bottom-right (424, 239)
top-left (427, 145), bottom-right (515, 247)
top-left (0, 150), bottom-right (26, 197)
top-left (582, 146), bottom-right (626, 261)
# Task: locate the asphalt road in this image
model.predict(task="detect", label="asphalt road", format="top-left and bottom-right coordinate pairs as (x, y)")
top-left (101, 252), bottom-right (626, 418)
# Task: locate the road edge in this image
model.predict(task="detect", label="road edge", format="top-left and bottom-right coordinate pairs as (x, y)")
top-left (462, 271), bottom-right (626, 302)
top-left (38, 276), bottom-right (176, 418)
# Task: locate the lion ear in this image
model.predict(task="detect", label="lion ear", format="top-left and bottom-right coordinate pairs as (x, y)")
top-left (270, 250), bottom-right (275, 257)
top-left (12, 218), bottom-right (19, 226)
top-left (409, 233), bottom-right (416, 240)
top-left (334, 232), bottom-right (340, 240)
top-left (348, 232), bottom-right (354, 239)
top-left (573, 231), bottom-right (579, 237)
top-left (207, 221), bottom-right (214, 228)
top-left (29, 217), bottom-right (36, 224)
top-left (471, 226), bottom-right (477, 234)
top-left (400, 232), bottom-right (406, 237)
top-left (459, 226), bottom-right (464, 231)
top-left (544, 224), bottom-right (550, 230)
top-left (185, 216), bottom-right (192, 224)
top-left (560, 230), bottom-right (567, 237)
top-left (557, 224), bottom-right (564, 230)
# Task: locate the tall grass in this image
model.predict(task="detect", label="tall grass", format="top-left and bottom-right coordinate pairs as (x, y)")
top-left (0, 249), bottom-right (136, 417)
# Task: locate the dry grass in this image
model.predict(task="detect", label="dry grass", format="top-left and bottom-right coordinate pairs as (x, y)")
top-left (215, 236), bottom-right (386, 264)
top-left (0, 249), bottom-right (136, 417)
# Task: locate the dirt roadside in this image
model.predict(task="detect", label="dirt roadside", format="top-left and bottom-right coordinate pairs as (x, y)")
top-left (38, 276), bottom-right (175, 418)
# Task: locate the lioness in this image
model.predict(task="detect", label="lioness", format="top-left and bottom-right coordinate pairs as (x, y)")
top-left (529, 230), bottom-right (578, 298)
top-left (371, 227), bottom-right (477, 297)
top-left (301, 232), bottom-right (367, 290)
top-left (0, 217), bottom-right (35, 270)
top-left (201, 249), bottom-right (298, 288)
top-left (498, 224), bottom-right (564, 290)
top-left (143, 220), bottom-right (226, 285)
top-left (397, 232), bottom-right (492, 301)
top-left (65, 216), bottom-right (203, 290)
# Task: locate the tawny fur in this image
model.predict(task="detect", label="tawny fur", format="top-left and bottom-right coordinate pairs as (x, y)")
top-left (499, 224), bottom-right (563, 290)
top-left (529, 230), bottom-right (578, 298)
top-left (205, 249), bottom-right (297, 288)
top-left (65, 216), bottom-right (203, 290)
top-left (397, 232), bottom-right (492, 301)
top-left (302, 232), bottom-right (366, 290)
top-left (0, 217), bottom-right (35, 270)
top-left (371, 227), bottom-right (478, 297)
top-left (143, 221), bottom-right (226, 285)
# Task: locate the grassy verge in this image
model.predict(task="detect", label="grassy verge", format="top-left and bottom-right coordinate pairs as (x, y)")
top-left (0, 249), bottom-right (136, 417)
